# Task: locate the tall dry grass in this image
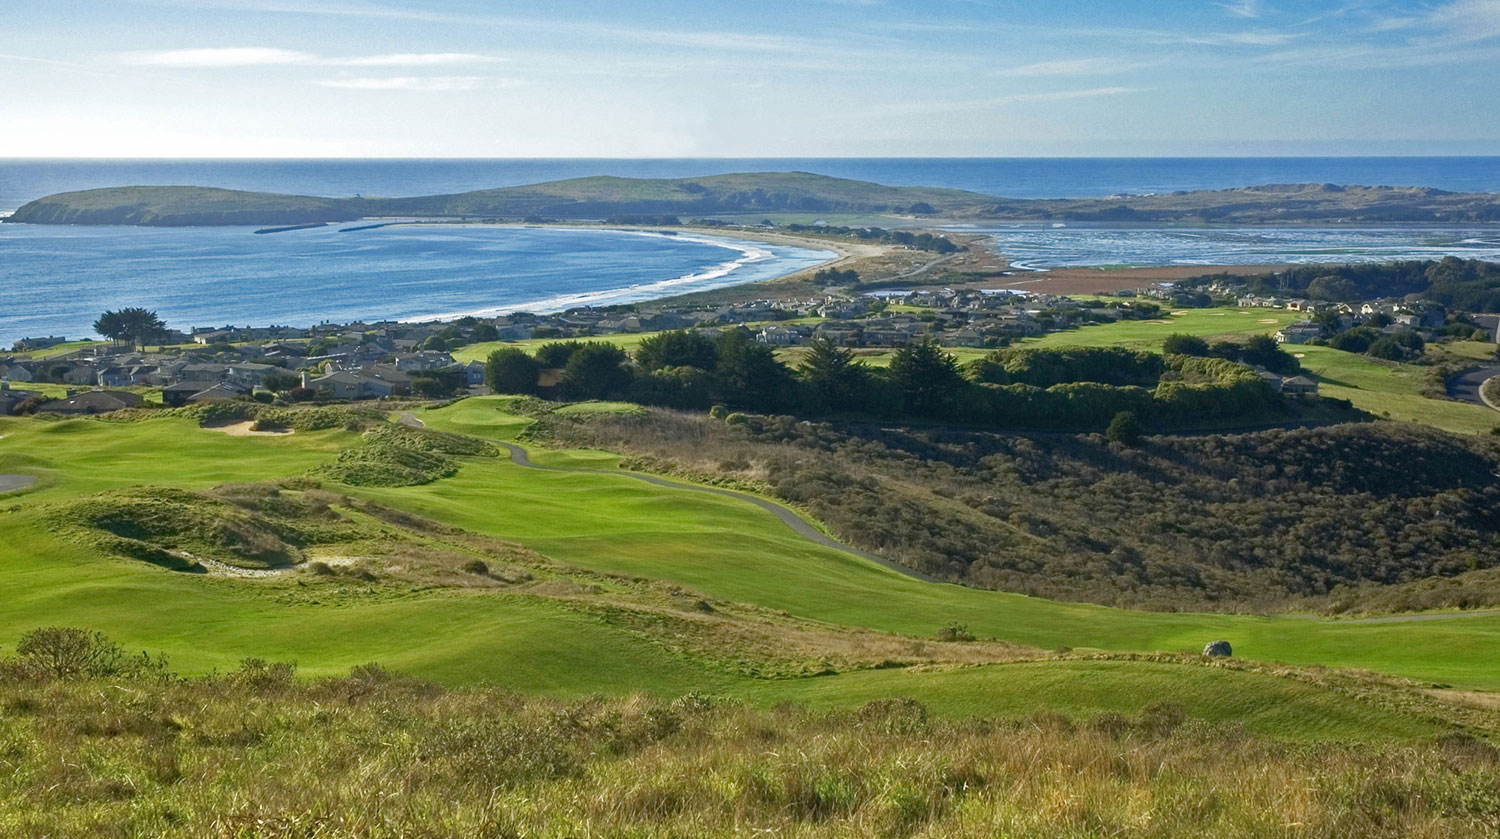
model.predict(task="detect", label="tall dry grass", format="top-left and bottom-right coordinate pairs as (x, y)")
top-left (2, 658), bottom-right (1497, 838)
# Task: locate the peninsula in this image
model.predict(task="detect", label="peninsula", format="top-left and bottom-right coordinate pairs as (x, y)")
top-left (12, 174), bottom-right (1500, 227)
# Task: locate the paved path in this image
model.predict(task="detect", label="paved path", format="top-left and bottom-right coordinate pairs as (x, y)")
top-left (1447, 365), bottom-right (1500, 412)
top-left (494, 441), bottom-right (947, 584)
top-left (0, 474), bottom-right (36, 494)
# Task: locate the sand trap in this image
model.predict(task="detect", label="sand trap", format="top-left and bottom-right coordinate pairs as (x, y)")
top-left (0, 474), bottom-right (36, 493)
top-left (1208, 312), bottom-right (1226, 316)
top-left (204, 421), bottom-right (292, 437)
top-left (1146, 319), bottom-right (1173, 324)
top-left (1294, 352), bottom-right (1306, 358)
top-left (1258, 318), bottom-right (1279, 323)
top-left (1170, 310), bottom-right (1189, 316)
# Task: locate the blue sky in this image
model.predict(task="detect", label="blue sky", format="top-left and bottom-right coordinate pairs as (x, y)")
top-left (3, 0), bottom-right (1499, 157)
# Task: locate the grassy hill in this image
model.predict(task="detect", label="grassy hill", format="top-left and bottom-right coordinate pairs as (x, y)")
top-left (13, 176), bottom-right (1500, 226)
top-left (6, 173), bottom-right (995, 226)
top-left (5, 185), bottom-right (361, 226)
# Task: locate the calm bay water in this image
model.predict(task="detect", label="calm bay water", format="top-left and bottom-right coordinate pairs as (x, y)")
top-left (3, 158), bottom-right (1500, 347)
top-left (0, 224), bottom-right (833, 346)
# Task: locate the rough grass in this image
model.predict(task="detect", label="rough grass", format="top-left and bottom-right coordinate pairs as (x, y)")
top-left (312, 422), bottom-right (497, 486)
top-left (1, 663), bottom-right (1498, 838)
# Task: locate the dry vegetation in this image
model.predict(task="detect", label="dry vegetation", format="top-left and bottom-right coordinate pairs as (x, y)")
top-left (537, 408), bottom-right (1500, 612)
top-left (1, 644), bottom-right (1498, 838)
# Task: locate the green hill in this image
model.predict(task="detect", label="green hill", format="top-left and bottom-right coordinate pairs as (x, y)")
top-left (6, 173), bottom-right (995, 226)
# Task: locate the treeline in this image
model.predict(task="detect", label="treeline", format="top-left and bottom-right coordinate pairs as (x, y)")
top-left (1184, 257), bottom-right (1500, 311)
top-left (544, 411), bottom-right (1500, 611)
top-left (779, 224), bottom-right (961, 253)
top-left (486, 333), bottom-right (1307, 432)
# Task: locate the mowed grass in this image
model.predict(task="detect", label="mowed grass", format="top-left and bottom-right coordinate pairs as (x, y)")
top-left (1023, 307), bottom-right (1304, 350)
top-left (1, 400), bottom-right (1497, 740)
top-left (1295, 345), bottom-right (1500, 435)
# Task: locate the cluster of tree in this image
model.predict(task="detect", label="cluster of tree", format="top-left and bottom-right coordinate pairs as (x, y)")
top-left (1182, 258), bottom-right (1500, 311)
top-left (93, 308), bottom-right (168, 349)
top-left (487, 330), bottom-right (1299, 432)
top-left (545, 410), bottom-right (1500, 611)
top-left (779, 224), bottom-right (961, 253)
top-left (1161, 333), bottom-right (1302, 375)
top-left (812, 267), bottom-right (860, 285)
top-left (1327, 326), bottom-right (1427, 360)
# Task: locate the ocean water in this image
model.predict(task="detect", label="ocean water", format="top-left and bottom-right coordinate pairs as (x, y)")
top-left (0, 224), bottom-right (833, 346)
top-left (3, 157), bottom-right (1500, 212)
top-left (3, 158), bottom-right (1499, 346)
top-left (958, 225), bottom-right (1500, 270)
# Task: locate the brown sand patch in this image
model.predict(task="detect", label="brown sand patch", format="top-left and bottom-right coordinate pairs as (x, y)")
top-left (204, 420), bottom-right (292, 437)
top-left (1258, 318), bottom-right (1279, 323)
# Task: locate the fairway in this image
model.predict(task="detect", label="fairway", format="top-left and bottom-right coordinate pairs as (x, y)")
top-left (4, 399), bottom-right (1499, 720)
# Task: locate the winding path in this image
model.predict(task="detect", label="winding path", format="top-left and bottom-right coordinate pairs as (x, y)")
top-left (1446, 365), bottom-right (1500, 412)
top-left (400, 409), bottom-right (941, 582)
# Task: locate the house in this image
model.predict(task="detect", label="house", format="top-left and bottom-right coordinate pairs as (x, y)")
top-left (1275, 322), bottom-right (1322, 344)
top-left (186, 382), bottom-right (247, 403)
top-left (34, 390), bottom-right (142, 415)
top-left (0, 390), bottom-right (23, 416)
top-left (756, 325), bottom-right (806, 346)
top-left (309, 366), bottom-right (411, 400)
top-left (1282, 375), bottom-right (1319, 396)
top-left (1471, 314), bottom-right (1500, 342)
top-left (162, 380), bottom-right (209, 407)
top-left (95, 366), bottom-right (134, 388)
top-left (461, 361), bottom-right (487, 387)
top-left (1257, 371), bottom-right (1284, 393)
top-left (944, 328), bottom-right (987, 348)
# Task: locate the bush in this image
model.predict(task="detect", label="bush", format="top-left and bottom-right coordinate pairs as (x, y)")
top-left (14, 627), bottom-right (128, 678)
top-left (486, 348), bottom-right (541, 395)
top-left (461, 559), bottom-right (490, 575)
top-left (934, 622), bottom-right (975, 642)
top-left (1106, 411), bottom-right (1143, 446)
top-left (1162, 334), bottom-right (1209, 356)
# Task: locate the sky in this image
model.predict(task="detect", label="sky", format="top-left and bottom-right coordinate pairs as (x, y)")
top-left (3, 0), bottom-right (1499, 157)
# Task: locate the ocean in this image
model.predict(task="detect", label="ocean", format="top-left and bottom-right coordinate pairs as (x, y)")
top-left (0, 224), bottom-right (833, 346)
top-left (3, 157), bottom-right (1500, 347)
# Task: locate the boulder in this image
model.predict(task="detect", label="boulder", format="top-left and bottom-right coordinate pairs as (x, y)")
top-left (1203, 640), bottom-right (1232, 657)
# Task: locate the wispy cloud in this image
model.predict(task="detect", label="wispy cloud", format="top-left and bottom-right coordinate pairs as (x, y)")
top-left (317, 76), bottom-right (517, 91)
top-left (997, 58), bottom-right (1144, 77)
top-left (856, 85), bottom-right (1148, 119)
top-left (117, 47), bottom-right (313, 67)
top-left (1217, 0), bottom-right (1265, 19)
top-left (114, 47), bottom-right (503, 68)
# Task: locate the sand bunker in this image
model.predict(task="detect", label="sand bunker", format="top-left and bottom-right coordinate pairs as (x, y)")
top-left (1146, 319), bottom-right (1173, 324)
top-left (204, 421), bottom-right (292, 437)
top-left (1170, 310), bottom-right (1189, 316)
top-left (0, 474), bottom-right (36, 493)
top-left (1258, 318), bottom-right (1279, 323)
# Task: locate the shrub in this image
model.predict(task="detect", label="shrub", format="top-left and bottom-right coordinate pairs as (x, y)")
top-left (461, 559), bottom-right (490, 575)
top-left (934, 622), bottom-right (975, 642)
top-left (14, 627), bottom-right (127, 678)
top-left (1106, 410), bottom-right (1143, 446)
top-left (486, 348), bottom-right (541, 395)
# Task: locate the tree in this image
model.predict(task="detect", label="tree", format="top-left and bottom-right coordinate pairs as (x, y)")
top-left (1162, 334), bottom-right (1209, 357)
top-left (105, 307), bottom-right (167, 350)
top-left (1307, 275), bottom-right (1359, 301)
top-left (535, 341), bottom-right (588, 369)
top-left (712, 330), bottom-right (796, 410)
top-left (472, 323), bottom-right (499, 343)
top-left (262, 372), bottom-right (302, 393)
top-left (562, 343), bottom-right (633, 400)
top-left (1106, 410), bottom-right (1143, 446)
top-left (486, 348), bottom-right (541, 395)
top-left (800, 336), bottom-right (867, 412)
top-left (1240, 335), bottom-right (1300, 375)
top-left (634, 330), bottom-right (719, 372)
top-left (888, 339), bottom-right (966, 417)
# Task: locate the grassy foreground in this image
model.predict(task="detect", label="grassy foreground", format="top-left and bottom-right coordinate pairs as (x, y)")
top-left (2, 658), bottom-right (1498, 838)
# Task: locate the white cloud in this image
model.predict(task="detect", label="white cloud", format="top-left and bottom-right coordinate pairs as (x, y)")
top-left (317, 76), bottom-right (499, 91)
top-left (329, 52), bottom-right (504, 66)
top-left (1217, 0), bottom-right (1265, 19)
top-left (998, 58), bottom-right (1141, 76)
top-left (117, 47), bottom-right (313, 66)
top-left (113, 47), bottom-right (504, 68)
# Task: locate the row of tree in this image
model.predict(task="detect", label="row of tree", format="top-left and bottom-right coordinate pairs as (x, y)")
top-left (486, 330), bottom-right (1296, 430)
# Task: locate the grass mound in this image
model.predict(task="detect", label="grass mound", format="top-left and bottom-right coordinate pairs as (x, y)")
top-left (2, 655), bottom-right (1498, 837)
top-left (44, 484), bottom-right (370, 570)
top-left (108, 402), bottom-right (383, 432)
top-left (313, 423), bottom-right (497, 487)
